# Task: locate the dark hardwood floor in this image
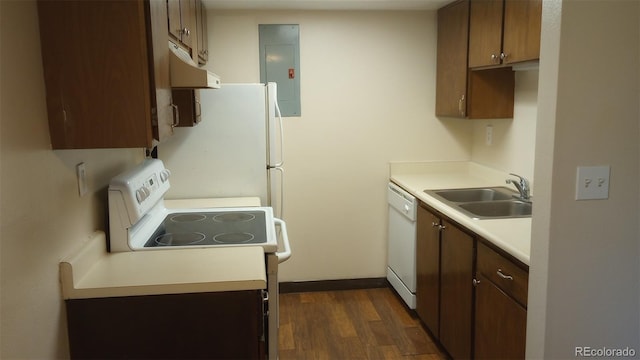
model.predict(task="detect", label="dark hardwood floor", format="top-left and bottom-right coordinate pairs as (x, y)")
top-left (278, 287), bottom-right (447, 359)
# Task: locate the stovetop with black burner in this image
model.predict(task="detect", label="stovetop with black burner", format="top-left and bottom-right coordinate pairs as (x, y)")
top-left (144, 210), bottom-right (268, 248)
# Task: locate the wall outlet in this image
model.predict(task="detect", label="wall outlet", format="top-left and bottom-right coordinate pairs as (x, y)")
top-left (485, 125), bottom-right (493, 146)
top-left (575, 165), bottom-right (610, 200)
top-left (76, 162), bottom-right (88, 197)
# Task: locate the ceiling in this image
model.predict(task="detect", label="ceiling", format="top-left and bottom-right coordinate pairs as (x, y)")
top-left (201, 0), bottom-right (450, 11)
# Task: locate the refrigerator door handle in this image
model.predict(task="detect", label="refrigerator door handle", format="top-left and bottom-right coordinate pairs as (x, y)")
top-left (272, 99), bottom-right (284, 168)
top-left (274, 218), bottom-right (291, 263)
top-left (268, 166), bottom-right (284, 219)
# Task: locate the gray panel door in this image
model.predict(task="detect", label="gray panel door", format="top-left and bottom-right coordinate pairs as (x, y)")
top-left (259, 25), bottom-right (300, 116)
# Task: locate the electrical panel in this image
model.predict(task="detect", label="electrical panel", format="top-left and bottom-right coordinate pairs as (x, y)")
top-left (259, 24), bottom-right (301, 117)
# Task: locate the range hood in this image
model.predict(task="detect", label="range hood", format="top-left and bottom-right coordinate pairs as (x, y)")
top-left (169, 42), bottom-right (221, 89)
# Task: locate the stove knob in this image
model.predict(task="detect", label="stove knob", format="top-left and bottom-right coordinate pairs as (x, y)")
top-left (135, 187), bottom-right (151, 203)
top-left (135, 189), bottom-right (145, 203)
top-left (160, 169), bottom-right (171, 183)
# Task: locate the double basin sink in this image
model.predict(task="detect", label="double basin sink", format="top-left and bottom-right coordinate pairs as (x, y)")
top-left (424, 187), bottom-right (532, 219)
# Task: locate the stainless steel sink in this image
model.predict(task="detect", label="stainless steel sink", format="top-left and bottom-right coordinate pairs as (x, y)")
top-left (458, 200), bottom-right (532, 219)
top-left (424, 187), bottom-right (532, 219)
top-left (426, 187), bottom-right (515, 203)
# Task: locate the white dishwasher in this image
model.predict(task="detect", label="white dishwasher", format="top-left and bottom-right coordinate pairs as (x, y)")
top-left (386, 182), bottom-right (417, 309)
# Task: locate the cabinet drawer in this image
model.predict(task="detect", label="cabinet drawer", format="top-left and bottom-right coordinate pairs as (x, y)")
top-left (477, 242), bottom-right (528, 307)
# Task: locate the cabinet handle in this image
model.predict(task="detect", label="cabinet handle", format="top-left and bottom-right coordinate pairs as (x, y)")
top-left (473, 278), bottom-right (480, 286)
top-left (181, 27), bottom-right (191, 36)
top-left (500, 52), bottom-right (508, 61)
top-left (458, 95), bottom-right (465, 117)
top-left (496, 269), bottom-right (514, 280)
top-left (171, 104), bottom-right (180, 128)
top-left (431, 222), bottom-right (446, 231)
top-left (491, 53), bottom-right (499, 62)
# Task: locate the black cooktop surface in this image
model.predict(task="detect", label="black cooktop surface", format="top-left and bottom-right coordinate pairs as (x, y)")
top-left (144, 210), bottom-right (268, 247)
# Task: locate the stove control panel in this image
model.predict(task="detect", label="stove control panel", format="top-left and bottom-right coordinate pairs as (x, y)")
top-left (108, 159), bottom-right (171, 227)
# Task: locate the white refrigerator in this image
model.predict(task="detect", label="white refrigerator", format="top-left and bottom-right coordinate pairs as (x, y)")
top-left (157, 83), bottom-right (284, 216)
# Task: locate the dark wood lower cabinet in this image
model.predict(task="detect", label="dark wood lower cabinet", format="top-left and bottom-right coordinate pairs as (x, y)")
top-left (414, 199), bottom-right (529, 359)
top-left (474, 273), bottom-right (527, 359)
top-left (65, 290), bottom-right (265, 359)
top-left (439, 220), bottom-right (474, 360)
top-left (416, 203), bottom-right (441, 337)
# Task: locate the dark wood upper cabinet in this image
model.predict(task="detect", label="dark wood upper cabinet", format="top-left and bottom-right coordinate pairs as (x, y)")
top-left (172, 89), bottom-right (201, 127)
top-left (435, 0), bottom-right (470, 118)
top-left (468, 0), bottom-right (542, 68)
top-left (37, 0), bottom-right (174, 149)
top-left (168, 0), bottom-right (207, 126)
top-left (168, 0), bottom-right (197, 59)
top-left (503, 0), bottom-right (542, 65)
top-left (196, 0), bottom-right (209, 65)
top-left (435, 0), bottom-right (514, 119)
top-left (167, 0), bottom-right (183, 41)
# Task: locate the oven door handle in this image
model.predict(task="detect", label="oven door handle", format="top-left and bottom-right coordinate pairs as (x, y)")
top-left (274, 218), bottom-right (291, 263)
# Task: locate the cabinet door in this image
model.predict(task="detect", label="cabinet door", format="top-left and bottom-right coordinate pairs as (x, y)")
top-left (172, 89), bottom-right (201, 126)
top-left (148, 0), bottom-right (175, 143)
top-left (66, 291), bottom-right (265, 359)
top-left (467, 68), bottom-right (514, 119)
top-left (416, 204), bottom-right (441, 337)
top-left (180, 0), bottom-right (196, 51)
top-left (439, 220), bottom-right (474, 359)
top-left (474, 273), bottom-right (527, 359)
top-left (196, 0), bottom-right (208, 65)
top-left (168, 0), bottom-right (195, 53)
top-left (468, 0), bottom-right (504, 68)
top-left (502, 0), bottom-right (542, 64)
top-left (38, 0), bottom-right (170, 149)
top-left (435, 0), bottom-right (469, 118)
top-left (167, 0), bottom-right (182, 40)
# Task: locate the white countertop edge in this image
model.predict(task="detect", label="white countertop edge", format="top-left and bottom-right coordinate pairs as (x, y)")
top-left (389, 161), bottom-right (531, 266)
top-left (60, 231), bottom-right (268, 300)
top-left (63, 280), bottom-right (267, 300)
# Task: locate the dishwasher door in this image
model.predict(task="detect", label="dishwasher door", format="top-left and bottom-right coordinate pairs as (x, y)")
top-left (387, 182), bottom-right (417, 309)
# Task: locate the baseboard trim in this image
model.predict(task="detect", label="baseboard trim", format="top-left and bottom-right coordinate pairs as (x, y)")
top-left (279, 277), bottom-right (389, 294)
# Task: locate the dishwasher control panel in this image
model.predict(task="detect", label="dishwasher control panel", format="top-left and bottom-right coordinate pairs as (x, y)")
top-left (388, 182), bottom-right (417, 221)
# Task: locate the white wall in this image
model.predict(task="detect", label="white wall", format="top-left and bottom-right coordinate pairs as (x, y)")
top-left (471, 70), bottom-right (539, 182)
top-left (0, 2), bottom-right (144, 358)
top-left (528, 0), bottom-right (640, 357)
top-left (206, 9), bottom-right (473, 281)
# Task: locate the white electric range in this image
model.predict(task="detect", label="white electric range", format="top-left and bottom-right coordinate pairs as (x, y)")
top-left (107, 158), bottom-right (290, 359)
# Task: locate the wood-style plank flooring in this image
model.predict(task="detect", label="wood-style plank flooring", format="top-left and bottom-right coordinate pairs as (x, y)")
top-left (278, 287), bottom-right (447, 359)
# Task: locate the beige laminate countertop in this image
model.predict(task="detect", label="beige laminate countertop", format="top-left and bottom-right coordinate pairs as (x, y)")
top-left (390, 161), bottom-right (532, 265)
top-left (60, 197), bottom-right (267, 300)
top-left (60, 231), bottom-right (267, 299)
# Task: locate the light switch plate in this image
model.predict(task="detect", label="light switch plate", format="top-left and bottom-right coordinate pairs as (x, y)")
top-left (575, 165), bottom-right (610, 200)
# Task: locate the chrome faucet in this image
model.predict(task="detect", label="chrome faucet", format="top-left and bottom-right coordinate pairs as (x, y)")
top-left (506, 173), bottom-right (531, 201)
